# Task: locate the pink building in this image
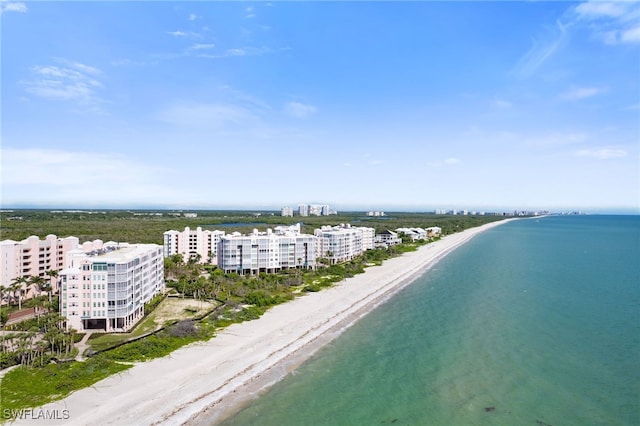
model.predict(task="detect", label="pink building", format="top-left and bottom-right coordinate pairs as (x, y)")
top-left (1, 235), bottom-right (80, 289)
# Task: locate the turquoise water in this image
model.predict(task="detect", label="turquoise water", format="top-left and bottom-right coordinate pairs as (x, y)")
top-left (220, 216), bottom-right (640, 426)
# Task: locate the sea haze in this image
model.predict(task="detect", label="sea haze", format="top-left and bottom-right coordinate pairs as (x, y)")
top-left (220, 215), bottom-right (640, 426)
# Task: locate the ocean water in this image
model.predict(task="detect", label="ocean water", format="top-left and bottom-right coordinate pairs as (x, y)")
top-left (220, 216), bottom-right (640, 426)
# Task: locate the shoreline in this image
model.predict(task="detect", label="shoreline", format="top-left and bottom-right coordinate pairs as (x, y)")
top-left (10, 219), bottom-right (515, 426)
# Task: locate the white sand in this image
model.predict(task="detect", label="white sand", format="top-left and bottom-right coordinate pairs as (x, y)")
top-left (9, 219), bottom-right (513, 426)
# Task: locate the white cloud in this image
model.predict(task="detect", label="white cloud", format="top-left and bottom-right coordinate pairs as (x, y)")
top-left (197, 46), bottom-right (276, 59)
top-left (22, 61), bottom-right (105, 109)
top-left (524, 132), bottom-right (589, 147)
top-left (574, 2), bottom-right (628, 19)
top-left (572, 1), bottom-right (640, 45)
top-left (2, 148), bottom-right (155, 186)
top-left (0, 2), bottom-right (27, 13)
top-left (167, 30), bottom-right (187, 37)
top-left (621, 25), bottom-right (640, 43)
top-left (156, 102), bottom-right (257, 128)
top-left (188, 13), bottom-right (200, 21)
top-left (245, 6), bottom-right (256, 19)
top-left (559, 86), bottom-right (606, 101)
top-left (0, 148), bottom-right (187, 206)
top-left (493, 98), bottom-right (512, 108)
top-left (228, 48), bottom-right (247, 56)
top-left (511, 20), bottom-right (568, 79)
top-left (444, 158), bottom-right (461, 165)
top-left (284, 102), bottom-right (317, 118)
top-left (576, 148), bottom-right (627, 159)
top-left (188, 43), bottom-right (216, 51)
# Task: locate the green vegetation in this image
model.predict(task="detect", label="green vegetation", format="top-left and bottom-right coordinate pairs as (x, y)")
top-left (0, 357), bottom-right (131, 412)
top-left (0, 209), bottom-right (507, 244)
top-left (105, 324), bottom-right (212, 362)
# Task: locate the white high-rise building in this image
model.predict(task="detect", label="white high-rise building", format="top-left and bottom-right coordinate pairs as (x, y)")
top-left (314, 224), bottom-right (374, 264)
top-left (298, 204), bottom-right (309, 217)
top-left (217, 225), bottom-right (316, 274)
top-left (59, 241), bottom-right (164, 332)
top-left (281, 206), bottom-right (294, 217)
top-left (163, 227), bottom-right (226, 263)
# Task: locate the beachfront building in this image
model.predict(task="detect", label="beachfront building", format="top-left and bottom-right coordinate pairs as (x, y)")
top-left (163, 227), bottom-right (226, 263)
top-left (217, 224), bottom-right (316, 274)
top-left (374, 230), bottom-right (402, 248)
top-left (314, 224), bottom-right (375, 264)
top-left (0, 235), bottom-right (81, 300)
top-left (396, 227), bottom-right (428, 241)
top-left (59, 240), bottom-right (164, 332)
top-left (426, 227), bottom-right (442, 237)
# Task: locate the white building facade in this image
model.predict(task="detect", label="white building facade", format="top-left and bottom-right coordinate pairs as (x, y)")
top-left (374, 230), bottom-right (402, 247)
top-left (396, 227), bottom-right (428, 241)
top-left (314, 224), bottom-right (374, 264)
top-left (217, 225), bottom-right (316, 274)
top-left (59, 241), bottom-right (164, 332)
top-left (163, 227), bottom-right (226, 263)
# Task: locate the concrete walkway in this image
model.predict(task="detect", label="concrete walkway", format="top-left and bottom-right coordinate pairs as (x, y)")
top-left (74, 331), bottom-right (94, 361)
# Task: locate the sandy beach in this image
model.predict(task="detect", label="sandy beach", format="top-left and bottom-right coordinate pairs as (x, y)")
top-left (9, 219), bottom-right (514, 426)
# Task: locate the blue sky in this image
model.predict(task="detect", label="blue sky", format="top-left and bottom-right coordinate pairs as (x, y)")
top-left (1, 1), bottom-right (639, 213)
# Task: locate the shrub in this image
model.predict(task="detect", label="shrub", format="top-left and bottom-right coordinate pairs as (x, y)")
top-left (167, 320), bottom-right (197, 337)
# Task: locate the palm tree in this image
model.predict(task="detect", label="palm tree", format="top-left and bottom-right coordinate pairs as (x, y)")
top-left (44, 269), bottom-right (59, 300)
top-left (30, 275), bottom-right (46, 297)
top-left (10, 276), bottom-right (28, 310)
top-left (0, 284), bottom-right (9, 307)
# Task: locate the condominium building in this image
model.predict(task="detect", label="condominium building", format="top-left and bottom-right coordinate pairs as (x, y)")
top-left (0, 235), bottom-right (80, 288)
top-left (59, 241), bottom-right (164, 332)
top-left (314, 224), bottom-right (374, 264)
top-left (298, 204), bottom-right (309, 217)
top-left (217, 225), bottom-right (316, 274)
top-left (426, 227), bottom-right (442, 237)
top-left (396, 227), bottom-right (428, 241)
top-left (163, 227), bottom-right (226, 263)
top-left (374, 230), bottom-right (402, 247)
top-left (281, 206), bottom-right (294, 217)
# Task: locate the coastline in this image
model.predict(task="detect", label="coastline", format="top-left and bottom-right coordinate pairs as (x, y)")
top-left (9, 219), bottom-right (515, 426)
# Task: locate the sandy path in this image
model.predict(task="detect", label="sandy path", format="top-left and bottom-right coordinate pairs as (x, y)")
top-left (8, 219), bottom-right (513, 426)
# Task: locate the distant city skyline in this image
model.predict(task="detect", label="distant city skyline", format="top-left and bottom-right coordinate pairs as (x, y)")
top-left (2, 1), bottom-right (639, 214)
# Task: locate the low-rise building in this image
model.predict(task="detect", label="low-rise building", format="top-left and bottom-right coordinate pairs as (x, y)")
top-left (426, 227), bottom-right (442, 237)
top-left (374, 230), bottom-right (402, 247)
top-left (396, 227), bottom-right (428, 241)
